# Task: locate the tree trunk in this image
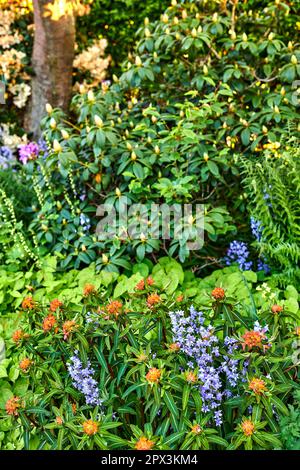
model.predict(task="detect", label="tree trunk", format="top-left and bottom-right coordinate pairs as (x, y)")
top-left (26, 0), bottom-right (75, 138)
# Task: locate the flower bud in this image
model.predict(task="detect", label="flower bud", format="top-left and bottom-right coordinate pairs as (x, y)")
top-left (87, 90), bottom-right (95, 102)
top-left (115, 188), bottom-right (121, 197)
top-left (242, 33), bottom-right (248, 42)
top-left (145, 28), bottom-right (151, 38)
top-left (203, 152), bottom-right (209, 161)
top-left (212, 13), bottom-right (218, 23)
top-left (268, 32), bottom-right (274, 41)
top-left (50, 117), bottom-right (57, 129)
top-left (203, 64), bottom-right (209, 75)
top-left (154, 145), bottom-right (160, 154)
top-left (102, 254), bottom-right (109, 264)
top-left (46, 103), bottom-right (53, 114)
top-left (181, 9), bottom-right (187, 19)
top-left (61, 129), bottom-right (69, 139)
top-left (131, 151), bottom-right (137, 160)
top-left (171, 0), bottom-right (177, 6)
top-left (94, 115), bottom-right (103, 127)
top-left (291, 54), bottom-right (298, 65)
top-left (135, 55), bottom-right (142, 67)
top-left (191, 28), bottom-right (197, 38)
top-left (53, 139), bottom-right (62, 152)
top-left (162, 14), bottom-right (168, 23)
top-left (126, 141), bottom-right (132, 151)
top-left (79, 84), bottom-right (85, 94)
top-left (151, 115), bottom-right (158, 123)
top-left (274, 105), bottom-right (280, 114)
top-left (144, 17), bottom-right (149, 26)
top-left (288, 41), bottom-right (293, 50)
top-left (112, 74), bottom-right (119, 83)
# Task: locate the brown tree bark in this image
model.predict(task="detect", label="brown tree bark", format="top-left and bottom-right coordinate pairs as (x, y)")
top-left (26, 0), bottom-right (75, 138)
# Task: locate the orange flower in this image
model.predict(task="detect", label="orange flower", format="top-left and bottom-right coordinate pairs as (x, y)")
top-left (49, 299), bottom-right (63, 312)
top-left (83, 420), bottom-right (98, 436)
top-left (295, 326), bottom-right (300, 337)
top-left (43, 314), bottom-right (57, 332)
top-left (135, 279), bottom-right (145, 291)
top-left (62, 320), bottom-right (77, 339)
top-left (185, 371), bottom-right (198, 383)
top-left (19, 358), bottom-right (32, 372)
top-left (56, 416), bottom-right (63, 425)
top-left (106, 300), bottom-right (123, 316)
top-left (176, 294), bottom-right (184, 302)
top-left (5, 396), bottom-right (22, 416)
top-left (12, 329), bottom-right (24, 343)
top-left (241, 330), bottom-right (265, 351)
top-left (83, 283), bottom-right (96, 296)
top-left (135, 436), bottom-right (155, 450)
top-left (146, 293), bottom-right (161, 307)
top-left (146, 276), bottom-right (154, 286)
top-left (146, 367), bottom-right (161, 383)
top-left (211, 287), bottom-right (225, 300)
top-left (241, 419), bottom-right (255, 437)
top-left (191, 424), bottom-right (202, 434)
top-left (169, 342), bottom-right (180, 352)
top-left (71, 403), bottom-right (77, 414)
top-left (21, 296), bottom-right (36, 310)
top-left (271, 304), bottom-right (283, 314)
top-left (249, 378), bottom-right (267, 395)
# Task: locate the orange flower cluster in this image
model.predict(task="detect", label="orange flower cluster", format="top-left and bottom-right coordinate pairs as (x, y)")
top-left (241, 419), bottom-right (255, 436)
top-left (135, 279), bottom-right (145, 290)
top-left (43, 314), bottom-right (57, 332)
top-left (249, 378), bottom-right (267, 395)
top-left (145, 367), bottom-right (161, 383)
top-left (21, 296), bottom-right (36, 310)
top-left (241, 330), bottom-right (265, 351)
top-left (5, 396), bottom-right (22, 416)
top-left (56, 416), bottom-right (63, 425)
top-left (106, 300), bottom-right (123, 317)
top-left (135, 436), bottom-right (155, 450)
top-left (176, 294), bottom-right (184, 302)
top-left (83, 420), bottom-right (98, 436)
top-left (147, 276), bottom-right (154, 286)
top-left (19, 357), bottom-right (32, 372)
top-left (146, 293), bottom-right (161, 308)
top-left (62, 320), bottom-right (77, 339)
top-left (49, 299), bottom-right (63, 312)
top-left (83, 283), bottom-right (96, 296)
top-left (12, 329), bottom-right (25, 343)
top-left (191, 424), bottom-right (202, 434)
top-left (169, 342), bottom-right (180, 352)
top-left (211, 287), bottom-right (225, 300)
top-left (185, 371), bottom-right (198, 383)
top-left (271, 304), bottom-right (283, 314)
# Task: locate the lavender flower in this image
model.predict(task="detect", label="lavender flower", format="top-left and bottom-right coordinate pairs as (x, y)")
top-left (250, 217), bottom-right (263, 242)
top-left (79, 213), bottom-right (91, 231)
top-left (18, 142), bottom-right (40, 164)
top-left (169, 307), bottom-right (243, 425)
top-left (67, 350), bottom-right (102, 406)
top-left (257, 258), bottom-right (270, 274)
top-left (0, 146), bottom-right (14, 169)
top-left (224, 240), bottom-right (253, 271)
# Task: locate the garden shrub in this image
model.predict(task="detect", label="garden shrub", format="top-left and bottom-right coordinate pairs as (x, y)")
top-left (2, 0), bottom-right (299, 272)
top-left (242, 130), bottom-right (300, 286)
top-left (0, 261), bottom-right (299, 450)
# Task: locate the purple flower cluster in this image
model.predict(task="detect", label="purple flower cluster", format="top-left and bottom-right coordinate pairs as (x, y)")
top-left (224, 240), bottom-right (253, 271)
top-left (169, 306), bottom-right (242, 426)
top-left (0, 146), bottom-right (14, 169)
top-left (67, 350), bottom-right (102, 406)
top-left (250, 217), bottom-right (263, 242)
top-left (257, 258), bottom-right (270, 274)
top-left (18, 142), bottom-right (40, 164)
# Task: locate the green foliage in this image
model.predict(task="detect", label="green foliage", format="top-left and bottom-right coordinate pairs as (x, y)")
top-left (242, 131), bottom-right (300, 285)
top-left (0, 259), bottom-right (298, 449)
top-left (77, 0), bottom-right (170, 73)
top-left (279, 391), bottom-right (300, 450)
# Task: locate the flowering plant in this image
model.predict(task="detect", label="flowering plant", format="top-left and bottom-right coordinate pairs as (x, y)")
top-left (0, 264), bottom-right (298, 450)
